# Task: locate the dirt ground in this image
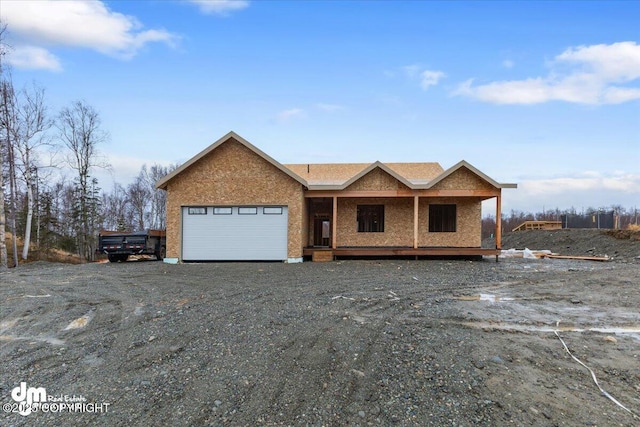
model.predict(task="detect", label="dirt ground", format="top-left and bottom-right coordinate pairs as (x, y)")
top-left (1, 234), bottom-right (639, 426)
top-left (489, 229), bottom-right (640, 262)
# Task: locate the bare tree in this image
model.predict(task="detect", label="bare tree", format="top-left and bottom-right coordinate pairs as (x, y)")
top-left (102, 183), bottom-right (129, 231)
top-left (9, 83), bottom-right (53, 259)
top-left (57, 100), bottom-right (109, 261)
top-left (0, 22), bottom-right (10, 268)
top-left (0, 74), bottom-right (19, 267)
top-left (126, 163), bottom-right (177, 231)
top-left (127, 169), bottom-right (151, 231)
top-left (147, 163), bottom-right (176, 229)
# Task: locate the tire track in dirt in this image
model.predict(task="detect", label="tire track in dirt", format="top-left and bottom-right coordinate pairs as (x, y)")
top-left (2, 258), bottom-right (638, 426)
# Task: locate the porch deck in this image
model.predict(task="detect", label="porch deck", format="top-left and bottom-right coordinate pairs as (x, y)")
top-left (303, 246), bottom-right (500, 259)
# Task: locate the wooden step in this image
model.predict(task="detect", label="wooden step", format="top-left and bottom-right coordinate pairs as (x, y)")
top-left (312, 250), bottom-right (334, 262)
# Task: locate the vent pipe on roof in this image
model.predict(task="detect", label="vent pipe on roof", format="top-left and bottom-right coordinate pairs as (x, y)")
top-left (307, 164), bottom-right (310, 173)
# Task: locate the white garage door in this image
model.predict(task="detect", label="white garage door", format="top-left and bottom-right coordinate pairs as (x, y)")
top-left (182, 206), bottom-right (288, 261)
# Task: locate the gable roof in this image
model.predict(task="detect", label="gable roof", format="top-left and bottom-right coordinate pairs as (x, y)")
top-left (419, 160), bottom-right (517, 190)
top-left (340, 161), bottom-right (415, 190)
top-left (155, 131), bottom-right (307, 189)
top-left (156, 132), bottom-right (517, 191)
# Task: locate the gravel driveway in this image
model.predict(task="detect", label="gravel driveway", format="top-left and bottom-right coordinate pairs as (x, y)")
top-left (1, 258), bottom-right (639, 426)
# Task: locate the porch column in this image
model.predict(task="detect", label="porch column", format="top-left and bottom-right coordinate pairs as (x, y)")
top-left (413, 196), bottom-right (419, 248)
top-left (496, 193), bottom-right (502, 249)
top-left (332, 196), bottom-right (337, 249)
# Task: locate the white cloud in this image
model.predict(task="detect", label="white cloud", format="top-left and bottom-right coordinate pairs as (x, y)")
top-left (5, 45), bottom-right (62, 72)
top-left (402, 65), bottom-right (446, 90)
top-left (502, 59), bottom-right (515, 69)
top-left (521, 173), bottom-right (639, 195)
top-left (187, 0), bottom-right (249, 15)
top-left (454, 41), bottom-right (640, 105)
top-left (602, 86), bottom-right (640, 104)
top-left (1, 0), bottom-right (178, 70)
top-left (556, 42), bottom-right (640, 82)
top-left (455, 77), bottom-right (551, 104)
top-left (276, 108), bottom-right (306, 122)
top-left (500, 171), bottom-right (640, 213)
top-left (420, 70), bottom-right (446, 90)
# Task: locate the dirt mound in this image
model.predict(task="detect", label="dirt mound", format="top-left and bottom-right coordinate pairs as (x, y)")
top-left (485, 229), bottom-right (640, 262)
top-left (4, 232), bottom-right (84, 267)
top-left (603, 229), bottom-right (640, 241)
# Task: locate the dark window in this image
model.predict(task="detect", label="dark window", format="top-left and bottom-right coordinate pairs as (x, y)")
top-left (188, 207), bottom-right (207, 215)
top-left (429, 204), bottom-right (456, 232)
top-left (357, 205), bottom-right (384, 232)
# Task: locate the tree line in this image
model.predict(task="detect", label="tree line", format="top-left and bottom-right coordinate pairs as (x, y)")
top-left (0, 25), bottom-right (176, 268)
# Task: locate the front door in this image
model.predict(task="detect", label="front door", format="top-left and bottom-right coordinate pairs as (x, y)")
top-left (313, 217), bottom-right (331, 247)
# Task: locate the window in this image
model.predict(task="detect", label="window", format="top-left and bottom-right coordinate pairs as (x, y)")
top-left (238, 207), bottom-right (258, 215)
top-left (188, 207), bottom-right (207, 215)
top-left (357, 205), bottom-right (384, 232)
top-left (429, 204), bottom-right (456, 232)
top-left (213, 207), bottom-right (232, 215)
top-left (263, 207), bottom-right (283, 215)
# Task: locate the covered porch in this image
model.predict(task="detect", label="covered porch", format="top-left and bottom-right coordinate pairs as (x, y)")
top-left (304, 189), bottom-right (504, 261)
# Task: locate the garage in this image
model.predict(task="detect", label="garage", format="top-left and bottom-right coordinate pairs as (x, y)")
top-left (181, 206), bottom-right (288, 261)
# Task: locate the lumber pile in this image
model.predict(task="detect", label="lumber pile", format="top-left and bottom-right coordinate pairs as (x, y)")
top-left (541, 254), bottom-right (611, 262)
top-left (500, 248), bottom-right (610, 261)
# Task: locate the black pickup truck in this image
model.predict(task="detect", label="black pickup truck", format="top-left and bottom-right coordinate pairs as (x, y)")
top-left (98, 229), bottom-right (166, 262)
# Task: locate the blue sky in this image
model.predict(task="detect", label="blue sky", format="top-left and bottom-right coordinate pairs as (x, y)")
top-left (2, 0), bottom-right (639, 215)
